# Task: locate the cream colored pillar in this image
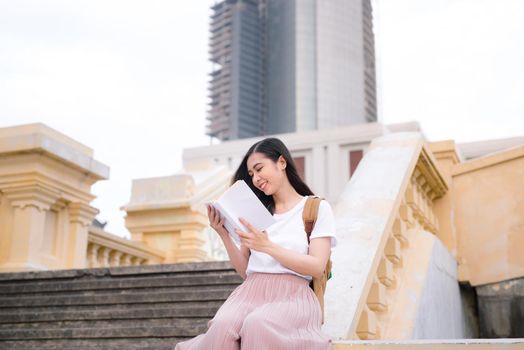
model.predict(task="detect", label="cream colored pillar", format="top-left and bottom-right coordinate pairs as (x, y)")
top-left (123, 168), bottom-right (232, 263)
top-left (0, 123), bottom-right (108, 272)
top-left (176, 226), bottom-right (208, 262)
top-left (1, 185), bottom-right (58, 271)
top-left (68, 202), bottom-right (99, 268)
top-left (124, 205), bottom-right (209, 263)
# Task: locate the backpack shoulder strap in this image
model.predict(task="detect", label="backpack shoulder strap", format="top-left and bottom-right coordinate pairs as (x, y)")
top-left (303, 196), bottom-right (322, 242)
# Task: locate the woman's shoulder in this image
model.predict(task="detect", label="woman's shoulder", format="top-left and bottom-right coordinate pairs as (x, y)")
top-left (318, 198), bottom-right (331, 207)
top-left (303, 196), bottom-right (333, 218)
top-left (318, 198), bottom-right (333, 216)
top-left (309, 197), bottom-right (337, 241)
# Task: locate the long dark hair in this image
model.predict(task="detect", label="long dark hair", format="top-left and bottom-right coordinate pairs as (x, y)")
top-left (232, 137), bottom-right (314, 214)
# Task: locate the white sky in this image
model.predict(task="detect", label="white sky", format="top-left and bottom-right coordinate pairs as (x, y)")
top-left (1, 0), bottom-right (523, 238)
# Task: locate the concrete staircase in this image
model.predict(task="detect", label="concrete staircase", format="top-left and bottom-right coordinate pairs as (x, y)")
top-left (0, 262), bottom-right (242, 350)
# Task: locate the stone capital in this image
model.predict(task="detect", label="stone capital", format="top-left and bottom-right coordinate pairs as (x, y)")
top-left (69, 202), bottom-right (99, 227)
top-left (2, 184), bottom-right (60, 211)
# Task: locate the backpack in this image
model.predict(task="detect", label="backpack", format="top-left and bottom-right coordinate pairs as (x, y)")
top-left (302, 196), bottom-right (333, 324)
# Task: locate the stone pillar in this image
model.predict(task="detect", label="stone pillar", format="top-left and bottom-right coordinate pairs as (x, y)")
top-left (123, 174), bottom-right (221, 263)
top-left (0, 123), bottom-right (109, 272)
top-left (97, 247), bottom-right (111, 267)
top-left (109, 251), bottom-right (123, 267)
top-left (68, 202), bottom-right (98, 268)
top-left (125, 207), bottom-right (209, 263)
top-left (0, 185), bottom-right (59, 271)
top-left (176, 227), bottom-right (208, 262)
top-left (87, 243), bottom-right (100, 268)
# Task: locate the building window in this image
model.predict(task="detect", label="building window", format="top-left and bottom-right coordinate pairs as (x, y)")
top-left (293, 156), bottom-right (305, 181)
top-left (349, 150), bottom-right (363, 177)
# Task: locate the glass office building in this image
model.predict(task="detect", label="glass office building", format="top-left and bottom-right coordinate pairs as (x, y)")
top-left (207, 0), bottom-right (377, 141)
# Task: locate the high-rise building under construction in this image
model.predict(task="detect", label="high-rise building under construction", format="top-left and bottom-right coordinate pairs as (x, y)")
top-left (207, 0), bottom-right (377, 141)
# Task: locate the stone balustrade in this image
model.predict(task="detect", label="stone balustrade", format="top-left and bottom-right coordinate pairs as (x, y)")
top-left (87, 226), bottom-right (165, 268)
top-left (355, 147), bottom-right (448, 340)
top-left (324, 133), bottom-right (457, 341)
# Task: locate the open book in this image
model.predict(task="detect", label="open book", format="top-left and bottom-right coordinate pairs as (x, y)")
top-left (210, 180), bottom-right (276, 245)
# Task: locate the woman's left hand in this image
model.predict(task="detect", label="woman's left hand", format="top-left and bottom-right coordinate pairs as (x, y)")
top-left (236, 218), bottom-right (273, 252)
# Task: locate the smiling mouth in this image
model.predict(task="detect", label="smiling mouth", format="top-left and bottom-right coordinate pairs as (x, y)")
top-left (259, 182), bottom-right (267, 191)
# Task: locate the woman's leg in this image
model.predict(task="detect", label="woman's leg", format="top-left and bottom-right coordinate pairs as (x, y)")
top-left (175, 276), bottom-right (260, 350)
top-left (174, 307), bottom-right (246, 350)
top-left (238, 285), bottom-right (331, 350)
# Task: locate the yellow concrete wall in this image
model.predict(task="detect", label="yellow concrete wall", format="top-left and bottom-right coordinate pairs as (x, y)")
top-left (452, 147), bottom-right (524, 286)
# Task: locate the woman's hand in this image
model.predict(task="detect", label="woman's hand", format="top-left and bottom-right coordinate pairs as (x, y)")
top-left (207, 205), bottom-right (229, 238)
top-left (207, 206), bottom-right (250, 279)
top-left (236, 218), bottom-right (273, 252)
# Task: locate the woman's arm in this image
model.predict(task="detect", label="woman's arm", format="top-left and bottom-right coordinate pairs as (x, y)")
top-left (264, 237), bottom-right (331, 278)
top-left (208, 206), bottom-right (250, 279)
top-left (236, 218), bottom-right (331, 278)
top-left (219, 234), bottom-right (251, 279)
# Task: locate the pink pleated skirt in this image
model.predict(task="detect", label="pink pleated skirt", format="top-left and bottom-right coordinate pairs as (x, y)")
top-left (174, 272), bottom-right (331, 350)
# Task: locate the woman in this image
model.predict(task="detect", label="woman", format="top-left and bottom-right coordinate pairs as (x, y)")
top-left (175, 137), bottom-right (336, 350)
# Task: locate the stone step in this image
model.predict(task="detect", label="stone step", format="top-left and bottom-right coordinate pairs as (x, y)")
top-left (0, 262), bottom-right (234, 283)
top-left (0, 262), bottom-right (240, 349)
top-left (0, 301), bottom-right (223, 323)
top-left (0, 283), bottom-right (239, 301)
top-left (0, 271), bottom-right (242, 296)
top-left (0, 318), bottom-right (209, 338)
top-left (0, 288), bottom-right (233, 308)
top-left (0, 337), bottom-right (190, 350)
top-left (0, 317), bottom-right (209, 331)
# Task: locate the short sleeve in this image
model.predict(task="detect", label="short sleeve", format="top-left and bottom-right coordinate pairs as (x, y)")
top-left (310, 200), bottom-right (337, 249)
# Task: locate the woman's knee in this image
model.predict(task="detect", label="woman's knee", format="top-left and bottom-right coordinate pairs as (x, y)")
top-left (239, 310), bottom-right (270, 335)
top-left (208, 313), bottom-right (242, 334)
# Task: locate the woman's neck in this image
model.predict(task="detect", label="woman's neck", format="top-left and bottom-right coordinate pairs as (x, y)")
top-left (272, 183), bottom-right (303, 214)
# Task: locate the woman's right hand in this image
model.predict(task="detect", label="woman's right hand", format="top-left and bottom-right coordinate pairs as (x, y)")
top-left (207, 204), bottom-right (229, 238)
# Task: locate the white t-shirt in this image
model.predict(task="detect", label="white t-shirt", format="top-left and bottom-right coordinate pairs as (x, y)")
top-left (245, 196), bottom-right (337, 281)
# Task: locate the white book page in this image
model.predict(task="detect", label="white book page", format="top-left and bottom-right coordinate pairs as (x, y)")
top-left (213, 180), bottom-right (275, 245)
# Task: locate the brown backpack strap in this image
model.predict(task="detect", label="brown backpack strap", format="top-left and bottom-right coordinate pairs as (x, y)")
top-left (303, 196), bottom-right (330, 324)
top-left (303, 196), bottom-right (322, 241)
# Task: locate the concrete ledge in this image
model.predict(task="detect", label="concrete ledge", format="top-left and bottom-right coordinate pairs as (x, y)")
top-left (0, 123), bottom-right (93, 156)
top-left (0, 123), bottom-right (109, 179)
top-left (453, 145), bottom-right (524, 176)
top-left (183, 122), bottom-right (388, 160)
top-left (458, 136), bottom-right (524, 160)
top-left (333, 339), bottom-right (524, 349)
top-left (0, 261), bottom-right (235, 281)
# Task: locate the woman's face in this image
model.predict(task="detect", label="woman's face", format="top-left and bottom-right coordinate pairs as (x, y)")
top-left (246, 152), bottom-right (286, 195)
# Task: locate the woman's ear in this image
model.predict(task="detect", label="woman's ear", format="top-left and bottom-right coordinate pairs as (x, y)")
top-left (278, 155), bottom-right (287, 170)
